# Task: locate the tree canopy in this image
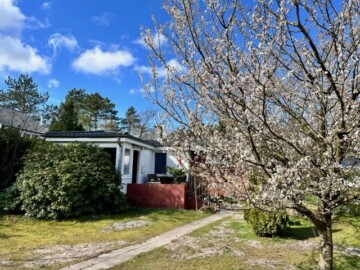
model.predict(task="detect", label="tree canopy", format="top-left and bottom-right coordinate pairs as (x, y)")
top-left (138, 108), bottom-right (157, 138)
top-left (120, 106), bottom-right (141, 134)
top-left (49, 89), bottom-right (118, 131)
top-left (49, 99), bottom-right (84, 132)
top-left (0, 75), bottom-right (48, 116)
top-left (119, 106), bottom-right (157, 137)
top-left (142, 1), bottom-right (360, 269)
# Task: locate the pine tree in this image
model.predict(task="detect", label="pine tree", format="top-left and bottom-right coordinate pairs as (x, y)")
top-left (49, 100), bottom-right (84, 131)
top-left (0, 74), bottom-right (48, 115)
top-left (120, 106), bottom-right (140, 134)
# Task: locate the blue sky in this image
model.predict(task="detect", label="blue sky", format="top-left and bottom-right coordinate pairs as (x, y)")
top-left (0, 0), bottom-right (168, 117)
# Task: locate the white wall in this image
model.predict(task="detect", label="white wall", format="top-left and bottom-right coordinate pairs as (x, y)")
top-left (120, 143), bottom-right (133, 193)
top-left (139, 149), bottom-right (155, 183)
top-left (44, 136), bottom-right (187, 192)
top-left (166, 153), bottom-right (189, 171)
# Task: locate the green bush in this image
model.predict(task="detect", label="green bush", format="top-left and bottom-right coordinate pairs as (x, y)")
top-left (338, 203), bottom-right (360, 217)
top-left (244, 208), bottom-right (288, 237)
top-left (17, 142), bottom-right (126, 219)
top-left (167, 167), bottom-right (186, 183)
top-left (0, 127), bottom-right (36, 191)
top-left (0, 182), bottom-right (22, 214)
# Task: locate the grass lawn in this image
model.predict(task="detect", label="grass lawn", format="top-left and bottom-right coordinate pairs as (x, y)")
top-left (0, 208), bottom-right (211, 269)
top-left (116, 212), bottom-right (360, 270)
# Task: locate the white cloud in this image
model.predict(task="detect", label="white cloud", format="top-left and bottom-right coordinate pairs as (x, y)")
top-left (129, 86), bottom-right (155, 95)
top-left (135, 32), bottom-right (168, 49)
top-left (134, 64), bottom-right (166, 77)
top-left (129, 88), bottom-right (137, 95)
top-left (135, 59), bottom-right (186, 78)
top-left (48, 33), bottom-right (78, 54)
top-left (47, 78), bottom-right (59, 88)
top-left (72, 46), bottom-right (135, 75)
top-left (91, 13), bottom-right (114, 27)
top-left (167, 59), bottom-right (186, 73)
top-left (0, 1), bottom-right (52, 74)
top-left (0, 0), bottom-right (50, 33)
top-left (41, 2), bottom-right (52, 10)
top-left (0, 36), bottom-right (50, 74)
top-left (134, 65), bottom-right (153, 74)
top-left (26, 17), bottom-right (51, 30)
top-left (0, 0), bottom-right (26, 35)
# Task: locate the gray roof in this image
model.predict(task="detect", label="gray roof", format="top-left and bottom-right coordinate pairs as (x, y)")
top-left (0, 107), bottom-right (47, 134)
top-left (44, 130), bottom-right (163, 147)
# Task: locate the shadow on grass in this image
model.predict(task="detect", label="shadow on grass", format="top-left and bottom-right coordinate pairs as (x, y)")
top-left (70, 207), bottom-right (183, 223)
top-left (0, 215), bottom-right (11, 239)
top-left (0, 233), bottom-right (9, 239)
top-left (0, 208), bottom-right (198, 226)
top-left (284, 225), bottom-right (317, 240)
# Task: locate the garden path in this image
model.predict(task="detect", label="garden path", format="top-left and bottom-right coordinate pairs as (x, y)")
top-left (61, 210), bottom-right (233, 270)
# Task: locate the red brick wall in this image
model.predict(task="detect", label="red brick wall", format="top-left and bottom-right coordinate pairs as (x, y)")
top-left (127, 184), bottom-right (186, 209)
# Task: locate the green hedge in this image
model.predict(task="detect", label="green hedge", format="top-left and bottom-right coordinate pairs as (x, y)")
top-left (244, 208), bottom-right (288, 237)
top-left (0, 127), bottom-right (35, 191)
top-left (15, 142), bottom-right (126, 219)
top-left (0, 182), bottom-right (22, 214)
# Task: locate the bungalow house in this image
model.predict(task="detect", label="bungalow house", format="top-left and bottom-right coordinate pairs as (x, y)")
top-left (0, 107), bottom-right (47, 137)
top-left (44, 131), bottom-right (184, 193)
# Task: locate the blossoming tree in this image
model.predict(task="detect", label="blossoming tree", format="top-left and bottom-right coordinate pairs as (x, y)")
top-left (141, 0), bottom-right (360, 269)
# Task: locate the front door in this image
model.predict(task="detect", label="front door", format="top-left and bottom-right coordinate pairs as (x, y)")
top-left (155, 153), bottom-right (167, 174)
top-left (132, 150), bottom-right (139, 184)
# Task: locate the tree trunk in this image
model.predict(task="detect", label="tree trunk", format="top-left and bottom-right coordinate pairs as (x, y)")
top-left (316, 214), bottom-right (333, 270)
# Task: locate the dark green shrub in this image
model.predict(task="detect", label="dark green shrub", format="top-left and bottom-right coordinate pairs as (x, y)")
top-left (0, 182), bottom-right (22, 214)
top-left (167, 167), bottom-right (186, 183)
top-left (338, 203), bottom-right (360, 217)
top-left (243, 207), bottom-right (250, 222)
top-left (0, 127), bottom-right (36, 191)
top-left (244, 208), bottom-right (288, 237)
top-left (17, 142), bottom-right (126, 219)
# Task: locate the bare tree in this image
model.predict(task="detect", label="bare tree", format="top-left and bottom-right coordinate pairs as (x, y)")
top-left (142, 1), bottom-right (360, 269)
top-left (138, 108), bottom-right (157, 138)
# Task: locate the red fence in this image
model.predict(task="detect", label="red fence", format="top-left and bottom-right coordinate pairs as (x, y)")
top-left (127, 184), bottom-right (186, 209)
top-left (186, 194), bottom-right (205, 210)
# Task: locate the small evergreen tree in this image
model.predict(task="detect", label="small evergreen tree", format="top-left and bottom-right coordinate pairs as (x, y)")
top-left (120, 106), bottom-right (140, 134)
top-left (50, 89), bottom-right (119, 131)
top-left (49, 100), bottom-right (84, 131)
top-left (0, 74), bottom-right (48, 115)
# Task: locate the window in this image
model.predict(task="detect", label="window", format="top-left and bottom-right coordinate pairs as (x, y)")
top-left (103, 148), bottom-right (116, 167)
top-left (123, 149), bottom-right (130, 175)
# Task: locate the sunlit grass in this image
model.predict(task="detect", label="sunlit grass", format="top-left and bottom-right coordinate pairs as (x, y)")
top-left (116, 213), bottom-right (360, 270)
top-left (0, 208), bottom-right (211, 268)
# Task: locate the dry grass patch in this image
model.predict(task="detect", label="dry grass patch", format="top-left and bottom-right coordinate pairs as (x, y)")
top-left (0, 208), bottom-right (211, 269)
top-left (117, 212), bottom-right (359, 270)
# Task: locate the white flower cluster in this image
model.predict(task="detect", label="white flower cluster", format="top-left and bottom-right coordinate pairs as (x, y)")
top-left (141, 0), bottom-right (360, 237)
